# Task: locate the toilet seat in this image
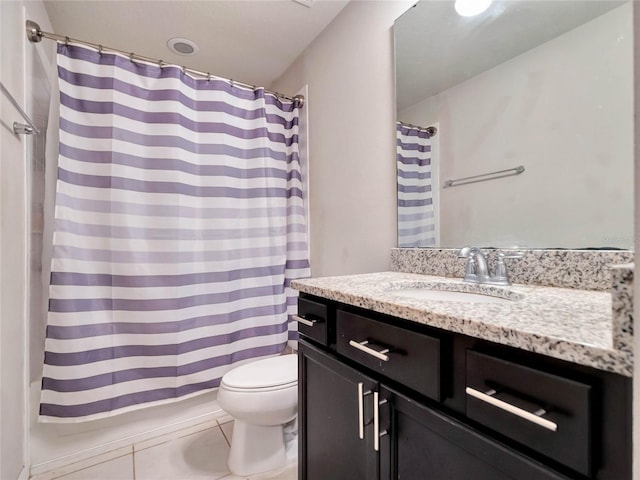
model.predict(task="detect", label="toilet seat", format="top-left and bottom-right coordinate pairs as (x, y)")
top-left (221, 381), bottom-right (297, 393)
top-left (221, 354), bottom-right (297, 392)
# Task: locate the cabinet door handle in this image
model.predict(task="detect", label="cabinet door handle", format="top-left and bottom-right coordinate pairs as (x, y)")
top-left (466, 387), bottom-right (558, 432)
top-left (373, 392), bottom-right (388, 452)
top-left (293, 314), bottom-right (317, 327)
top-left (357, 382), bottom-right (372, 440)
top-left (349, 340), bottom-right (390, 362)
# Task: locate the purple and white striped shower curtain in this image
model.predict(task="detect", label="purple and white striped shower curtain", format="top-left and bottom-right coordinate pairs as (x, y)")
top-left (40, 44), bottom-right (309, 422)
top-left (396, 122), bottom-right (436, 247)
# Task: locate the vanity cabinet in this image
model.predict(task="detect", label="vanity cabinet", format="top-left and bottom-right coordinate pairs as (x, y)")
top-left (297, 293), bottom-right (632, 480)
top-left (299, 341), bottom-right (379, 479)
top-left (300, 341), bottom-right (570, 480)
top-left (377, 384), bottom-right (572, 480)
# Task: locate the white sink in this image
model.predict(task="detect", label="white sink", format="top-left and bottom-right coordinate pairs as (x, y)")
top-left (390, 288), bottom-right (512, 304)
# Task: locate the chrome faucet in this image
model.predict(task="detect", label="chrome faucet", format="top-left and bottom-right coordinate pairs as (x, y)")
top-left (457, 246), bottom-right (491, 284)
top-left (457, 246), bottom-right (523, 286)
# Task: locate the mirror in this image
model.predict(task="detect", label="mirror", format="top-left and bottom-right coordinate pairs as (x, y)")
top-left (395, 0), bottom-right (634, 249)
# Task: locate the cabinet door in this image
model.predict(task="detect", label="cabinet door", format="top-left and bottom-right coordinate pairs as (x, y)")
top-left (299, 340), bottom-right (379, 480)
top-left (378, 385), bottom-right (571, 480)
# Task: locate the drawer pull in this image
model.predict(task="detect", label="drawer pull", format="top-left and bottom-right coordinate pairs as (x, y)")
top-left (349, 340), bottom-right (390, 362)
top-left (357, 382), bottom-right (372, 440)
top-left (374, 392), bottom-right (388, 452)
top-left (293, 314), bottom-right (318, 327)
top-left (466, 387), bottom-right (558, 432)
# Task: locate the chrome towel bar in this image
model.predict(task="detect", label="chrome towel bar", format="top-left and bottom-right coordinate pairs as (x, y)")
top-left (1, 82), bottom-right (40, 135)
top-left (443, 165), bottom-right (524, 188)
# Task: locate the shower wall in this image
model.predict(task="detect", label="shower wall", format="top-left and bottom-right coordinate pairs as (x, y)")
top-left (1, 2), bottom-right (54, 479)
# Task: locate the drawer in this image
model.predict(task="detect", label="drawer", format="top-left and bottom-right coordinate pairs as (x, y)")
top-left (336, 309), bottom-right (441, 401)
top-left (296, 297), bottom-right (329, 346)
top-left (466, 350), bottom-right (592, 476)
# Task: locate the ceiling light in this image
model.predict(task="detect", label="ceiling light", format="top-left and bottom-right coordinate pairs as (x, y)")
top-left (455, 0), bottom-right (493, 17)
top-left (167, 37), bottom-right (199, 56)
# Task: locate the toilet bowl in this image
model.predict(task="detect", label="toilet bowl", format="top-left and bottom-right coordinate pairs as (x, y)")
top-left (217, 354), bottom-right (298, 476)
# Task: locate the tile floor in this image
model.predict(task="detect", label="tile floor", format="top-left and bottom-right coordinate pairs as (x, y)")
top-left (49, 416), bottom-right (297, 480)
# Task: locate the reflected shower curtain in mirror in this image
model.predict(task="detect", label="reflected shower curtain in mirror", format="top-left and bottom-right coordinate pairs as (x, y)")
top-left (40, 44), bottom-right (309, 422)
top-left (396, 122), bottom-right (436, 247)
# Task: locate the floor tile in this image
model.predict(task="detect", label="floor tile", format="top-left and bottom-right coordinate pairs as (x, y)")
top-left (134, 427), bottom-right (230, 480)
top-left (216, 414), bottom-right (234, 425)
top-left (220, 420), bottom-right (234, 446)
top-left (248, 462), bottom-right (297, 480)
top-left (32, 446), bottom-right (133, 480)
top-left (220, 461), bottom-right (297, 480)
top-left (53, 454), bottom-right (133, 480)
top-left (134, 419), bottom-right (218, 452)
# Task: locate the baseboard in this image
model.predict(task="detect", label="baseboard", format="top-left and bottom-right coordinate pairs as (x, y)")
top-left (29, 408), bottom-right (228, 480)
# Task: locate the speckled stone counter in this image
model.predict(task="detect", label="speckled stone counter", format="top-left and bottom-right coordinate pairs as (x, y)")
top-left (291, 272), bottom-right (633, 377)
top-left (611, 263), bottom-right (634, 354)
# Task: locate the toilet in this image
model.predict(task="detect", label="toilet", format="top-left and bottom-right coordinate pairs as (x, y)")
top-left (217, 354), bottom-right (298, 476)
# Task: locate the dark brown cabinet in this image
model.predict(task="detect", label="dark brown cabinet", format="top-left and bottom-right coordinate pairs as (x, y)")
top-left (297, 293), bottom-right (632, 480)
top-left (378, 385), bottom-right (570, 480)
top-left (300, 341), bottom-right (570, 480)
top-left (466, 350), bottom-right (593, 476)
top-left (299, 341), bottom-right (378, 480)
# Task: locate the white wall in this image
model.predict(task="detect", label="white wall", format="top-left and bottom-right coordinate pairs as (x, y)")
top-left (271, 0), bottom-right (414, 277)
top-left (400, 3), bottom-right (634, 249)
top-left (0, 2), bottom-right (54, 478)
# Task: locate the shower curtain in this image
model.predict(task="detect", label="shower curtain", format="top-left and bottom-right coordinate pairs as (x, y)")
top-left (40, 43), bottom-right (309, 422)
top-left (396, 122), bottom-right (436, 247)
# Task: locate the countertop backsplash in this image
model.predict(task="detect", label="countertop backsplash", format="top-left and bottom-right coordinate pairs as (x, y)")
top-left (391, 248), bottom-right (634, 291)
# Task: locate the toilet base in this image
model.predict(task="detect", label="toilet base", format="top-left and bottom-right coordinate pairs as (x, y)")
top-left (227, 420), bottom-right (287, 476)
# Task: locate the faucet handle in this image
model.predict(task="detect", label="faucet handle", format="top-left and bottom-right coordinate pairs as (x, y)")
top-left (492, 251), bottom-right (524, 285)
top-left (464, 256), bottom-right (478, 283)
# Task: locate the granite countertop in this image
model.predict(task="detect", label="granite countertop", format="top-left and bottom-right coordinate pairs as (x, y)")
top-left (291, 271), bottom-right (633, 377)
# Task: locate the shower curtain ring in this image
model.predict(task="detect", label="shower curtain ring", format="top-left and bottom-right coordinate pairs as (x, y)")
top-left (64, 36), bottom-right (70, 46)
top-left (207, 73), bottom-right (211, 82)
top-left (129, 52), bottom-right (135, 63)
top-left (158, 59), bottom-right (164, 68)
top-left (98, 45), bottom-right (103, 56)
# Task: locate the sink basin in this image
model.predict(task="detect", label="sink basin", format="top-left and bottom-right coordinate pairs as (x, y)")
top-left (390, 288), bottom-right (512, 304)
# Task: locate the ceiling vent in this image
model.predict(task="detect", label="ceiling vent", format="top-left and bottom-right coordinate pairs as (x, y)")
top-left (167, 37), bottom-right (199, 56)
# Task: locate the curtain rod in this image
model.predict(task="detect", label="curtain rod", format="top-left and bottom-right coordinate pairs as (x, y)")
top-left (397, 121), bottom-right (437, 138)
top-left (25, 20), bottom-right (304, 107)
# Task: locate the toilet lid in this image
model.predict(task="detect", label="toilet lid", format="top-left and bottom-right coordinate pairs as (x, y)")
top-left (221, 354), bottom-right (297, 390)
